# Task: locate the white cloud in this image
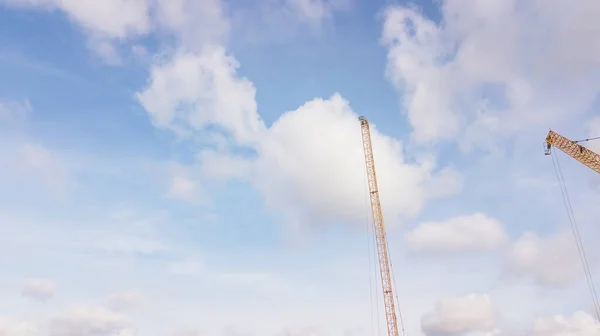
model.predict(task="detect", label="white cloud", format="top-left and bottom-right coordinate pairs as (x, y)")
top-left (135, 46), bottom-right (462, 228)
top-left (106, 290), bottom-right (146, 312)
top-left (1, 0), bottom-right (351, 64)
top-left (21, 278), bottom-right (56, 301)
top-left (532, 311), bottom-right (600, 336)
top-left (382, 0), bottom-right (600, 149)
top-left (166, 175), bottom-right (203, 203)
top-left (167, 255), bottom-right (284, 294)
top-left (284, 0), bottom-right (351, 22)
top-left (173, 329), bottom-right (203, 336)
top-left (0, 316), bottom-right (39, 336)
top-left (135, 47), bottom-right (264, 145)
top-left (5, 0), bottom-right (600, 335)
top-left (507, 232), bottom-right (583, 287)
top-left (131, 44), bottom-right (148, 57)
top-left (1, 0), bottom-right (151, 64)
top-left (405, 213), bottom-right (508, 255)
top-left (0, 99), bottom-right (30, 124)
top-left (198, 148), bottom-right (253, 181)
top-left (287, 0), bottom-right (328, 21)
top-left (153, 0), bottom-right (230, 50)
top-left (90, 233), bottom-right (168, 256)
top-left (251, 94), bottom-right (462, 225)
top-left (230, 0), bottom-right (353, 45)
top-left (18, 143), bottom-right (69, 197)
top-left (169, 257), bottom-right (204, 276)
top-left (0, 0), bottom-right (230, 63)
top-left (53, 207), bottom-right (174, 256)
top-left (137, 48), bottom-right (462, 227)
top-left (421, 294), bottom-right (496, 336)
top-left (49, 306), bottom-right (134, 336)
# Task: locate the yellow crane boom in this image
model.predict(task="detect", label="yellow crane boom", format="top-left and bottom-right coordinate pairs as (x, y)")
top-left (359, 116), bottom-right (400, 336)
top-left (544, 130), bottom-right (600, 175)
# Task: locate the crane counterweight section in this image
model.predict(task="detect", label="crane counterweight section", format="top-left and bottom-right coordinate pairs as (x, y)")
top-left (359, 116), bottom-right (400, 336)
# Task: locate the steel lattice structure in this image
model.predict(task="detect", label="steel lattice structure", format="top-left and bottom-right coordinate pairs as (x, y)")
top-left (359, 116), bottom-right (400, 336)
top-left (545, 130), bottom-right (600, 175)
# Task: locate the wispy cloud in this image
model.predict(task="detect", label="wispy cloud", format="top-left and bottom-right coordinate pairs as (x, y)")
top-left (0, 50), bottom-right (80, 81)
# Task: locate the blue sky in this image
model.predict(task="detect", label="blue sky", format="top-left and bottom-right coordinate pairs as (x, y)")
top-left (1, 0), bottom-right (600, 335)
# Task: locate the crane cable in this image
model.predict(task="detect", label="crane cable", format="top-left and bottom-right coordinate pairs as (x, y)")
top-left (574, 136), bottom-right (600, 144)
top-left (550, 149), bottom-right (600, 319)
top-left (386, 239), bottom-right (407, 336)
top-left (365, 171), bottom-right (381, 336)
top-left (363, 164), bottom-right (406, 336)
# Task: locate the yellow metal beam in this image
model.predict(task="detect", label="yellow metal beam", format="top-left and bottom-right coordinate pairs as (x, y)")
top-left (545, 130), bottom-right (600, 175)
top-left (359, 116), bottom-right (400, 336)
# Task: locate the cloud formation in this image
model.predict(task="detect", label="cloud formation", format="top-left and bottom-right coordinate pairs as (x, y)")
top-left (507, 231), bottom-right (584, 287)
top-left (106, 290), bottom-right (147, 312)
top-left (135, 50), bottom-right (462, 229)
top-left (1, 0), bottom-right (151, 63)
top-left (532, 311), bottom-right (600, 336)
top-left (0, 99), bottom-right (30, 124)
top-left (382, 0), bottom-right (600, 150)
top-left (49, 306), bottom-right (134, 336)
top-left (0, 317), bottom-right (38, 336)
top-left (405, 213), bottom-right (508, 254)
top-left (1, 0), bottom-right (599, 335)
top-left (21, 278), bottom-right (56, 301)
top-left (421, 293), bottom-right (497, 336)
top-left (16, 143), bottom-right (70, 197)
top-left (135, 47), bottom-right (264, 144)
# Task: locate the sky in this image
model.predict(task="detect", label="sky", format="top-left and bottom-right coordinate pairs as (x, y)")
top-left (0, 0), bottom-right (600, 335)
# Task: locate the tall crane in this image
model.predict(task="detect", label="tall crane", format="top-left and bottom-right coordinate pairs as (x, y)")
top-left (359, 116), bottom-right (401, 336)
top-left (544, 129), bottom-right (600, 319)
top-left (544, 130), bottom-right (600, 175)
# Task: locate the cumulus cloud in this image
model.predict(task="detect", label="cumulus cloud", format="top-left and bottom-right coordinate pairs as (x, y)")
top-left (153, 0), bottom-right (230, 50)
top-left (0, 316), bottom-right (39, 336)
top-left (5, 0), bottom-right (599, 335)
top-left (1, 0), bottom-right (151, 64)
top-left (251, 94), bottom-right (461, 225)
top-left (1, 0), bottom-right (344, 63)
top-left (49, 306), bottom-right (134, 336)
top-left (421, 294), bottom-right (496, 336)
top-left (532, 311), bottom-right (600, 336)
top-left (382, 0), bottom-right (600, 150)
top-left (21, 278), bottom-right (56, 301)
top-left (2, 0), bottom-right (151, 38)
top-left (135, 48), bottom-right (462, 228)
top-left (0, 0), bottom-right (229, 63)
top-left (106, 290), bottom-right (146, 312)
top-left (507, 232), bottom-right (583, 286)
top-left (405, 213), bottom-right (508, 254)
top-left (135, 47), bottom-right (264, 144)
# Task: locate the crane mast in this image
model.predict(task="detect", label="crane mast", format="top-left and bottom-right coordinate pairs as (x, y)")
top-left (544, 130), bottom-right (600, 175)
top-left (359, 116), bottom-right (400, 336)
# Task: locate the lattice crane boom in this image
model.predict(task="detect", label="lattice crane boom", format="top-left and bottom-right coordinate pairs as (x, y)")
top-left (545, 130), bottom-right (600, 175)
top-left (359, 116), bottom-right (400, 336)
